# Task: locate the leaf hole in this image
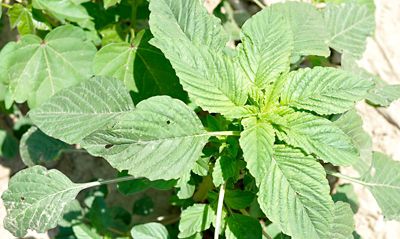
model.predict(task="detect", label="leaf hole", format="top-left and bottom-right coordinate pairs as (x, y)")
top-left (20, 197), bottom-right (25, 201)
top-left (105, 144), bottom-right (114, 149)
top-left (166, 120), bottom-right (171, 125)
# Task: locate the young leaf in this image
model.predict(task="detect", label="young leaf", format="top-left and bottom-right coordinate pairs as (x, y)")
top-left (20, 127), bottom-right (70, 166)
top-left (276, 111), bottom-right (358, 166)
top-left (258, 146), bottom-right (334, 239)
top-left (8, 4), bottom-right (35, 35)
top-left (1, 166), bottom-right (95, 237)
top-left (239, 117), bottom-right (274, 186)
top-left (329, 202), bottom-right (355, 239)
top-left (270, 2), bottom-right (330, 57)
top-left (8, 25), bottom-right (96, 107)
top-left (238, 5), bottom-right (293, 88)
top-left (178, 204), bottom-right (215, 238)
top-left (149, 0), bottom-right (249, 117)
top-left (82, 96), bottom-right (209, 181)
top-left (324, 3), bottom-right (375, 58)
top-left (225, 214), bottom-right (262, 239)
top-left (281, 67), bottom-right (374, 115)
top-left (362, 152), bottom-right (400, 220)
top-left (131, 222), bottom-right (168, 239)
top-left (29, 76), bottom-right (134, 144)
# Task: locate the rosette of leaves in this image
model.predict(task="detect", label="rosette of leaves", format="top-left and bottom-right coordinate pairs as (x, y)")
top-left (2, 1), bottom-right (400, 239)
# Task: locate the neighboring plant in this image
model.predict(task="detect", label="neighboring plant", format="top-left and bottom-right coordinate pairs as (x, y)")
top-left (0, 0), bottom-right (399, 238)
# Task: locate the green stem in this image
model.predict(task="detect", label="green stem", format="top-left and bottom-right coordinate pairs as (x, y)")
top-left (208, 131), bottom-right (241, 137)
top-left (1, 3), bottom-right (12, 8)
top-left (253, 0), bottom-right (265, 9)
top-left (84, 175), bottom-right (137, 188)
top-left (326, 170), bottom-right (367, 186)
top-left (214, 183), bottom-right (226, 239)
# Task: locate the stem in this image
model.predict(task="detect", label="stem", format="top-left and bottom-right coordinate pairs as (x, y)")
top-left (214, 183), bottom-right (226, 239)
top-left (326, 170), bottom-right (367, 186)
top-left (208, 131), bottom-right (241, 137)
top-left (84, 175), bottom-right (137, 188)
top-left (252, 0), bottom-right (265, 9)
top-left (1, 3), bottom-right (12, 8)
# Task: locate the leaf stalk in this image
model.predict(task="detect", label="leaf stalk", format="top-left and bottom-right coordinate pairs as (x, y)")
top-left (252, 0), bottom-right (266, 9)
top-left (214, 183), bottom-right (226, 239)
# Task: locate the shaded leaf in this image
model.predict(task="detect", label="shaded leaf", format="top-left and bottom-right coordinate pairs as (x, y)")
top-left (225, 214), bottom-right (262, 239)
top-left (225, 190), bottom-right (255, 210)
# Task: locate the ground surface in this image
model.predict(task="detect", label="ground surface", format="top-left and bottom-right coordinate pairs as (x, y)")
top-left (1, 0), bottom-right (400, 238)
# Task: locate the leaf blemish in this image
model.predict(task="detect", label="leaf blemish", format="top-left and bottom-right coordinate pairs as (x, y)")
top-left (105, 144), bottom-right (114, 149)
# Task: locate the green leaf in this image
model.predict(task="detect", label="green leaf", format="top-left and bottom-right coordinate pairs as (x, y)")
top-left (332, 184), bottom-right (359, 213)
top-left (212, 156), bottom-right (238, 187)
top-left (258, 146), bottom-right (334, 239)
top-left (149, 0), bottom-right (250, 117)
top-left (8, 25), bottom-right (96, 107)
top-left (270, 2), bottom-right (330, 57)
top-left (73, 224), bottom-right (102, 239)
top-left (276, 111), bottom-right (358, 166)
top-left (176, 171), bottom-right (195, 199)
top-left (281, 67), bottom-right (374, 115)
top-left (0, 42), bottom-right (17, 102)
top-left (1, 166), bottom-right (95, 237)
top-left (178, 204), bottom-right (215, 238)
top-left (29, 76), bottom-right (134, 144)
top-left (19, 126), bottom-right (70, 166)
top-left (329, 202), bottom-right (355, 239)
top-left (192, 156), bottom-right (210, 176)
top-left (225, 214), bottom-right (262, 239)
top-left (333, 109), bottom-right (372, 174)
top-left (131, 222), bottom-right (168, 239)
top-left (32, 0), bottom-right (93, 30)
top-left (0, 130), bottom-right (18, 159)
top-left (82, 96), bottom-right (209, 181)
top-left (104, 0), bottom-right (121, 9)
top-left (324, 3), bottom-right (375, 58)
top-left (367, 84), bottom-right (400, 107)
top-left (362, 152), bottom-right (400, 220)
top-left (238, 5), bottom-right (293, 88)
top-left (239, 117), bottom-right (274, 186)
top-left (8, 4), bottom-right (35, 35)
top-left (225, 190), bottom-right (255, 210)
top-left (117, 172), bottom-right (176, 195)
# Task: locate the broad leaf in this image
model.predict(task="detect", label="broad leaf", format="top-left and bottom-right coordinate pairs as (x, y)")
top-left (8, 25), bottom-right (96, 107)
top-left (0, 129), bottom-right (18, 159)
top-left (8, 4), bottom-right (35, 35)
top-left (82, 96), bottom-right (209, 180)
top-left (178, 204), bottom-right (215, 238)
top-left (281, 67), bottom-right (373, 115)
top-left (1, 166), bottom-right (95, 237)
top-left (0, 42), bottom-right (17, 103)
top-left (362, 152), bottom-right (400, 220)
top-left (176, 171), bottom-right (195, 199)
top-left (276, 111), bottom-right (358, 166)
top-left (131, 222), bottom-right (168, 239)
top-left (73, 224), bottom-right (102, 239)
top-left (149, 0), bottom-right (249, 117)
top-left (29, 76), bottom-right (134, 144)
top-left (20, 127), bottom-right (70, 166)
top-left (333, 109), bottom-right (372, 174)
top-left (258, 146), bottom-right (334, 239)
top-left (367, 84), bottom-right (400, 107)
top-left (225, 190), bottom-right (255, 210)
top-left (324, 3), bottom-right (375, 58)
top-left (239, 117), bottom-right (274, 186)
top-left (238, 5), bottom-right (293, 88)
top-left (270, 2), bottom-right (330, 57)
top-left (225, 214), bottom-right (262, 239)
top-left (329, 202), bottom-right (355, 239)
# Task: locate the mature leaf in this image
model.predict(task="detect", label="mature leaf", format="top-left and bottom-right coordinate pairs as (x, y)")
top-left (32, 0), bottom-right (93, 30)
top-left (367, 84), bottom-right (400, 107)
top-left (333, 109), bottom-right (372, 174)
top-left (29, 76), bottom-right (134, 144)
top-left (131, 222), bottom-right (168, 239)
top-left (324, 3), bottom-right (375, 58)
top-left (270, 2), bottom-right (330, 57)
top-left (332, 184), bottom-right (360, 213)
top-left (82, 96), bottom-right (209, 181)
top-left (178, 204), bottom-right (215, 238)
top-left (212, 156), bottom-right (239, 187)
top-left (192, 156), bottom-right (210, 176)
top-left (104, 0), bottom-right (120, 9)
top-left (225, 214), bottom-right (262, 239)
top-left (225, 190), bottom-right (255, 210)
top-left (8, 4), bottom-right (35, 35)
top-left (20, 127), bottom-right (70, 166)
top-left (238, 5), bottom-right (293, 88)
top-left (149, 0), bottom-right (250, 117)
top-left (0, 42), bottom-right (17, 103)
top-left (8, 25), bottom-right (96, 107)
top-left (239, 117), bottom-right (274, 186)
top-left (117, 172), bottom-right (176, 195)
top-left (73, 224), bottom-right (102, 239)
top-left (276, 111), bottom-right (358, 166)
top-left (1, 166), bottom-right (95, 237)
top-left (362, 152), bottom-right (400, 220)
top-left (176, 171), bottom-right (195, 199)
top-left (258, 146), bottom-right (334, 239)
top-left (0, 129), bottom-right (18, 159)
top-left (329, 202), bottom-right (355, 239)
top-left (281, 67), bottom-right (373, 115)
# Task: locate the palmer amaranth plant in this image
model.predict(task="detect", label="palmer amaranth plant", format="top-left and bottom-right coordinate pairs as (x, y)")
top-left (0, 0), bottom-right (399, 238)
